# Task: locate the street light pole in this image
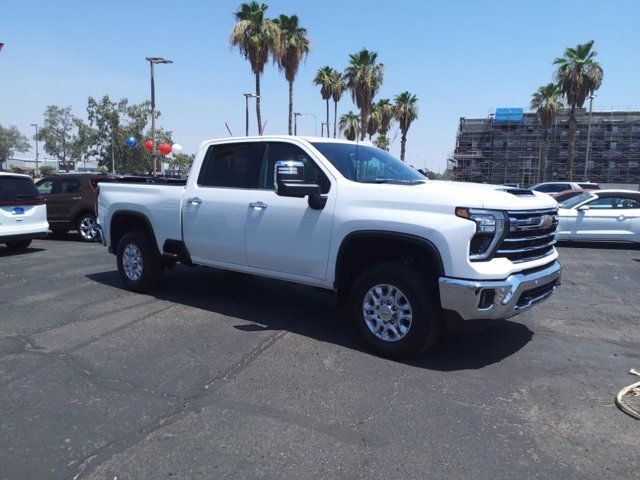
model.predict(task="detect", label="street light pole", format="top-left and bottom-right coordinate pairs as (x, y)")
top-left (146, 56), bottom-right (173, 176)
top-left (30, 123), bottom-right (39, 176)
top-left (293, 112), bottom-right (318, 136)
top-left (243, 93), bottom-right (259, 136)
top-left (583, 94), bottom-right (595, 181)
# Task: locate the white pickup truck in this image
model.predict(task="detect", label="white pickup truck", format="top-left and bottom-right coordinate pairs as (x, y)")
top-left (97, 136), bottom-right (561, 358)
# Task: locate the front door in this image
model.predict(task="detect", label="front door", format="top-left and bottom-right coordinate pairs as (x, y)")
top-left (37, 177), bottom-right (82, 223)
top-left (182, 142), bottom-right (265, 266)
top-left (245, 141), bottom-right (335, 281)
top-left (577, 195), bottom-right (638, 241)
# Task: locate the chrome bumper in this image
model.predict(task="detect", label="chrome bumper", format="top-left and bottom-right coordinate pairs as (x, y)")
top-left (438, 260), bottom-right (561, 322)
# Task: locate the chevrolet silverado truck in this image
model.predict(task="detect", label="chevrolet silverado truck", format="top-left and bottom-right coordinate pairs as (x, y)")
top-left (97, 136), bottom-right (561, 358)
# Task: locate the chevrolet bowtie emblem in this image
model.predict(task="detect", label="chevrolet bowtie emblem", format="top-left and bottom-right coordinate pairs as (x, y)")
top-left (541, 215), bottom-right (553, 229)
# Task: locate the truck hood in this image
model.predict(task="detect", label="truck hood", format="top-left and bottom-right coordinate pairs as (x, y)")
top-left (348, 180), bottom-right (558, 212)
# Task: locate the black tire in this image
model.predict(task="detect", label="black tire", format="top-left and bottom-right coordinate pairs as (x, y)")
top-left (77, 213), bottom-right (99, 242)
top-left (351, 262), bottom-right (443, 359)
top-left (116, 230), bottom-right (164, 293)
top-left (5, 239), bottom-right (32, 250)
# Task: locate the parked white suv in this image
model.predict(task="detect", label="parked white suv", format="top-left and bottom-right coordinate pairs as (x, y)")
top-left (97, 137), bottom-right (562, 358)
top-left (0, 172), bottom-right (49, 250)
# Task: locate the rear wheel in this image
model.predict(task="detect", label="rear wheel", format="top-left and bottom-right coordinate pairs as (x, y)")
top-left (77, 214), bottom-right (99, 242)
top-left (116, 231), bottom-right (164, 292)
top-left (351, 262), bottom-right (442, 359)
top-left (5, 239), bottom-right (32, 250)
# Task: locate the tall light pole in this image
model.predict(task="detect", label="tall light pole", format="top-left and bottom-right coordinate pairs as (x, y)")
top-left (30, 123), bottom-right (39, 176)
top-left (583, 94), bottom-right (595, 181)
top-left (243, 93), bottom-right (259, 136)
top-left (293, 112), bottom-right (318, 136)
top-left (146, 56), bottom-right (173, 175)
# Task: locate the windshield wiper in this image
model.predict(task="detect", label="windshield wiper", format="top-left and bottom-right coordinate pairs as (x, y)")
top-left (364, 178), bottom-right (425, 185)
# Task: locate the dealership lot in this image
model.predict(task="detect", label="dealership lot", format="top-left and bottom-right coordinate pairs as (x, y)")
top-left (0, 238), bottom-right (638, 479)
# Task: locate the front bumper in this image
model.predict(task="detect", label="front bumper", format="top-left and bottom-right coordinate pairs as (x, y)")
top-left (438, 260), bottom-right (561, 324)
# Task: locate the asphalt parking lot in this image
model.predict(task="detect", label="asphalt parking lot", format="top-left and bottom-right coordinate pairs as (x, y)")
top-left (1, 237), bottom-right (638, 479)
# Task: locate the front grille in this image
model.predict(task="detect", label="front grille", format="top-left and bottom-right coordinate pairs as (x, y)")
top-left (495, 209), bottom-right (558, 263)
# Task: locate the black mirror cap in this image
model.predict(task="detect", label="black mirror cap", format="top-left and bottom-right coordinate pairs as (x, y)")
top-left (277, 181), bottom-right (320, 198)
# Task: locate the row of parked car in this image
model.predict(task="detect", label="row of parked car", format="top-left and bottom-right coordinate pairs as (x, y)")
top-left (1, 172), bottom-right (639, 252)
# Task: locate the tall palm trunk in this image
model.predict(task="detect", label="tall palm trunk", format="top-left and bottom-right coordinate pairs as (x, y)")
top-left (333, 101), bottom-right (338, 138)
top-left (400, 130), bottom-right (407, 161)
top-left (325, 99), bottom-right (330, 137)
top-left (288, 80), bottom-right (294, 135)
top-left (360, 109), bottom-right (367, 140)
top-left (539, 129), bottom-right (549, 182)
top-left (566, 105), bottom-right (577, 180)
top-left (255, 72), bottom-right (263, 135)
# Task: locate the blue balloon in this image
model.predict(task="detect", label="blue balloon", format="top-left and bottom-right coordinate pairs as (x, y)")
top-left (125, 136), bottom-right (137, 148)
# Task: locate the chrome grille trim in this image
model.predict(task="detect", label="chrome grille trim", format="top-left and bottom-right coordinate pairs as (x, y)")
top-left (495, 208), bottom-right (558, 263)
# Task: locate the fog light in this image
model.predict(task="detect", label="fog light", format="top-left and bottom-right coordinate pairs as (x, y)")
top-left (479, 289), bottom-right (495, 309)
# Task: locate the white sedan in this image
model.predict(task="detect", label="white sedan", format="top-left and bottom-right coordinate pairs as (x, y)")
top-left (556, 189), bottom-right (640, 244)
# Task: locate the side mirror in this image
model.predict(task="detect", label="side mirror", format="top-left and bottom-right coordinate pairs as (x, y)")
top-left (274, 160), bottom-right (320, 198)
top-left (577, 205), bottom-right (590, 212)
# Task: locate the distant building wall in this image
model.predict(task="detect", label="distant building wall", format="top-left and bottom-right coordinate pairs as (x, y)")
top-left (450, 108), bottom-right (640, 185)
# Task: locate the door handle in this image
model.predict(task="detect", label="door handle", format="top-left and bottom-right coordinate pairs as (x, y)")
top-left (72, 196), bottom-right (82, 200)
top-left (617, 215), bottom-right (626, 221)
top-left (187, 197), bottom-right (202, 205)
top-left (249, 201), bottom-right (268, 211)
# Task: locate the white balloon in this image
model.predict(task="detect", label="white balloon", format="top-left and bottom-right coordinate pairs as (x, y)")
top-left (171, 143), bottom-right (183, 155)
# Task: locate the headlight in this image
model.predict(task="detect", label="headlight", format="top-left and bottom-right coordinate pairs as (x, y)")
top-left (455, 207), bottom-right (506, 261)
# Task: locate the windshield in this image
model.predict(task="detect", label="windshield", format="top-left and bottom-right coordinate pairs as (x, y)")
top-left (562, 192), bottom-right (595, 209)
top-left (311, 142), bottom-right (425, 184)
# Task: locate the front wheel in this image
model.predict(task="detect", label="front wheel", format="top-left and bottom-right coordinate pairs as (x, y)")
top-left (351, 262), bottom-right (443, 359)
top-left (116, 231), bottom-right (164, 293)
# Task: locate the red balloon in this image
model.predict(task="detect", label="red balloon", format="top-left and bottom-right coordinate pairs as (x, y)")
top-left (144, 140), bottom-right (154, 153)
top-left (159, 143), bottom-right (172, 155)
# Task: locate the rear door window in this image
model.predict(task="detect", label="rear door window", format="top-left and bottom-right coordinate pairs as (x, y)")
top-left (198, 143), bottom-right (264, 188)
top-left (0, 176), bottom-right (39, 203)
top-left (60, 179), bottom-right (81, 194)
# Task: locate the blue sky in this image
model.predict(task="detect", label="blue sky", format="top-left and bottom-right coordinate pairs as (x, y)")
top-left (1, 0), bottom-right (639, 171)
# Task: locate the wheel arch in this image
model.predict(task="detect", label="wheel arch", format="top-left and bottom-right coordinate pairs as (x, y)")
top-left (109, 210), bottom-right (158, 255)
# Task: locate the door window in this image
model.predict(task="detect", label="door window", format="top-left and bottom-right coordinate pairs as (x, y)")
top-left (36, 178), bottom-right (55, 194)
top-left (587, 196), bottom-right (640, 209)
top-left (60, 179), bottom-right (81, 194)
top-left (198, 143), bottom-right (264, 188)
top-left (260, 142), bottom-right (330, 193)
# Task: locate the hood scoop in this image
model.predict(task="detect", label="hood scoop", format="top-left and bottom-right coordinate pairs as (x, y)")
top-left (497, 188), bottom-right (535, 196)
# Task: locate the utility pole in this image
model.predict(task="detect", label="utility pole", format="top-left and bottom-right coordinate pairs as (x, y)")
top-left (243, 93), bottom-right (259, 136)
top-left (30, 123), bottom-right (39, 176)
top-left (111, 129), bottom-right (116, 174)
top-left (146, 57), bottom-right (173, 175)
top-left (583, 94), bottom-right (595, 181)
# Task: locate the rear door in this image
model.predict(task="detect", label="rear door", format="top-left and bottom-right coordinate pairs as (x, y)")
top-left (182, 142), bottom-right (264, 266)
top-left (245, 141), bottom-right (336, 281)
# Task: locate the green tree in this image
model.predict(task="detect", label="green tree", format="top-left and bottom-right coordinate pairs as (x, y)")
top-left (374, 134), bottom-right (389, 151)
top-left (339, 111), bottom-right (360, 141)
top-left (344, 49), bottom-right (384, 140)
top-left (273, 14), bottom-right (310, 135)
top-left (330, 70), bottom-right (346, 138)
top-left (36, 106), bottom-right (76, 172)
top-left (553, 40), bottom-right (603, 180)
top-left (0, 124), bottom-right (30, 170)
top-left (168, 153), bottom-right (194, 176)
top-left (376, 99), bottom-right (394, 136)
top-left (394, 91), bottom-right (419, 162)
top-left (313, 66), bottom-right (334, 137)
top-left (38, 165), bottom-right (56, 176)
top-left (530, 83), bottom-right (563, 183)
top-left (230, 1), bottom-right (281, 135)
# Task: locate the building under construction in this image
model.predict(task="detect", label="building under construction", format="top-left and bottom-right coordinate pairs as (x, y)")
top-left (450, 108), bottom-right (640, 185)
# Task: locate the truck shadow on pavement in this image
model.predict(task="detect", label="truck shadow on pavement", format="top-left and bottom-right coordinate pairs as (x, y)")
top-left (87, 266), bottom-right (533, 371)
top-left (0, 246), bottom-right (45, 257)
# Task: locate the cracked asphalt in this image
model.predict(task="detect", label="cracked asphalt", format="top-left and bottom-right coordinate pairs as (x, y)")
top-left (1, 236), bottom-right (639, 479)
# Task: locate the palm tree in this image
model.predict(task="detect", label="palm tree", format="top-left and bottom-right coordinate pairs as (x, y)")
top-left (367, 102), bottom-right (381, 140)
top-left (230, 2), bottom-right (281, 135)
top-left (374, 134), bottom-right (389, 151)
top-left (531, 83), bottom-right (563, 183)
top-left (313, 66), bottom-right (334, 137)
top-left (339, 111), bottom-right (360, 141)
top-left (394, 91), bottom-right (418, 162)
top-left (376, 99), bottom-right (394, 135)
top-left (344, 49), bottom-right (384, 140)
top-left (273, 14), bottom-right (310, 135)
top-left (330, 70), bottom-right (346, 138)
top-left (553, 40), bottom-right (603, 180)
